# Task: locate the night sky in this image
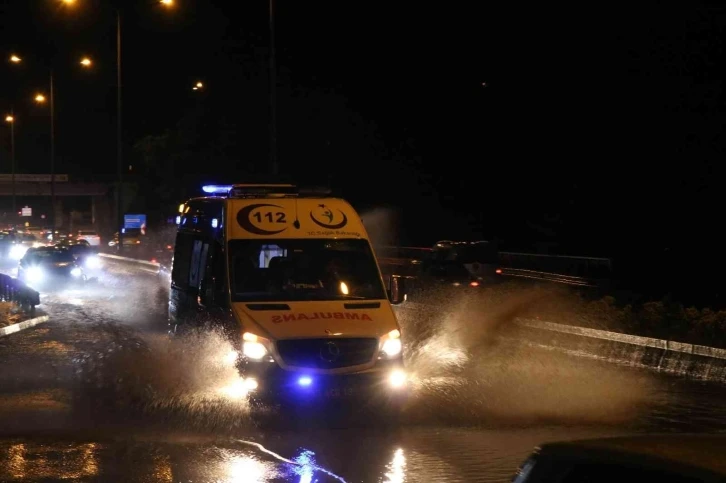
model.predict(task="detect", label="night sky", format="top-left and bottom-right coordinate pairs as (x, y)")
top-left (1, 1), bottom-right (724, 262)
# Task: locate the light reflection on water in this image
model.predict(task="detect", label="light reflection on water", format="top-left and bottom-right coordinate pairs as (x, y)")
top-left (382, 448), bottom-right (406, 483)
top-left (223, 453), bottom-right (277, 482)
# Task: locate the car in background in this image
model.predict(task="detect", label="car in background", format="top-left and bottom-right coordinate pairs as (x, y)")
top-left (0, 231), bottom-right (15, 258)
top-left (76, 230), bottom-right (101, 246)
top-left (56, 239), bottom-right (102, 278)
top-left (9, 233), bottom-right (44, 260)
top-left (107, 230), bottom-right (142, 248)
top-left (379, 258), bottom-right (484, 302)
top-left (18, 246), bottom-right (87, 289)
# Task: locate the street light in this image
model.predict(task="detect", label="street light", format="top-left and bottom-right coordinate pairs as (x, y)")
top-left (114, 4), bottom-right (172, 252)
top-left (10, 55), bottom-right (91, 237)
top-left (32, 76), bottom-right (55, 233)
top-left (57, 3), bottom-right (171, 251)
top-left (4, 113), bottom-right (15, 216)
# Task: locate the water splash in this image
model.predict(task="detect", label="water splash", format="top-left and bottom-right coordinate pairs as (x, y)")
top-left (72, 325), bottom-right (254, 431)
top-left (398, 284), bottom-right (657, 425)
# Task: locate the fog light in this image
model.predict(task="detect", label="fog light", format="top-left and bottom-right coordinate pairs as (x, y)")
top-left (388, 369), bottom-right (407, 388)
top-left (298, 376), bottom-right (312, 386)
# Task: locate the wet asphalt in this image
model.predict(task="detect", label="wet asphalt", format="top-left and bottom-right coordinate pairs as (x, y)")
top-left (0, 259), bottom-right (724, 482)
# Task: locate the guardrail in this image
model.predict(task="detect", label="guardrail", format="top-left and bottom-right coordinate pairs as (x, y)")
top-left (376, 245), bottom-right (613, 288)
top-left (398, 301), bottom-right (726, 380)
top-left (0, 273), bottom-right (40, 314)
top-left (495, 267), bottom-right (597, 287)
top-left (98, 253), bottom-right (161, 275)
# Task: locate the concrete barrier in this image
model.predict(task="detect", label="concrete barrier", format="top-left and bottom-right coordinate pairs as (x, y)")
top-left (99, 253), bottom-right (160, 275)
top-left (397, 301), bottom-right (726, 382)
top-left (0, 315), bottom-right (50, 338)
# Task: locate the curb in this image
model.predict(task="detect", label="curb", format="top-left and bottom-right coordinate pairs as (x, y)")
top-left (0, 315), bottom-right (50, 338)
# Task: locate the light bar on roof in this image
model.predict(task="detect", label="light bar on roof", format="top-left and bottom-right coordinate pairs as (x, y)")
top-left (202, 185), bottom-right (233, 194)
top-left (229, 184), bottom-right (298, 198)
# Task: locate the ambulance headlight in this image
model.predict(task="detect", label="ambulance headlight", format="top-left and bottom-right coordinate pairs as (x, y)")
top-left (388, 369), bottom-right (407, 388)
top-left (380, 329), bottom-right (402, 358)
top-left (242, 332), bottom-right (269, 360)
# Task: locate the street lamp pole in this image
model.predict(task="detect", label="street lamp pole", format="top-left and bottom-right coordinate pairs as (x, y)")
top-left (116, 9), bottom-right (124, 252)
top-left (269, 0), bottom-right (278, 175)
top-left (9, 110), bottom-right (15, 219)
top-left (50, 70), bottom-right (56, 235)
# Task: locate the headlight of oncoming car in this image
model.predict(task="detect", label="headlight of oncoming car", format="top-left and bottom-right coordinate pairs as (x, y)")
top-left (26, 266), bottom-right (44, 283)
top-left (380, 329), bottom-right (402, 358)
top-left (242, 332), bottom-right (270, 360)
top-left (10, 244), bottom-right (27, 260)
top-left (70, 267), bottom-right (82, 277)
top-left (85, 255), bottom-right (101, 269)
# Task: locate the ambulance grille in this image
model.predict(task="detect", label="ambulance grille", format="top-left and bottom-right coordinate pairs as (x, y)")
top-left (276, 338), bottom-right (378, 369)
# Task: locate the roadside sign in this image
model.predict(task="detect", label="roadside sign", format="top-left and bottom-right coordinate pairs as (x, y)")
top-left (124, 214), bottom-right (146, 230)
top-left (21, 206), bottom-right (31, 217)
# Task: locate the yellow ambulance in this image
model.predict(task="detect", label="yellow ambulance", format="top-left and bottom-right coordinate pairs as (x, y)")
top-left (169, 184), bottom-right (408, 404)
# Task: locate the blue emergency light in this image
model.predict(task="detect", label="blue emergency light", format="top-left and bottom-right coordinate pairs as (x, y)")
top-left (298, 376), bottom-right (312, 387)
top-left (202, 185), bottom-right (233, 195)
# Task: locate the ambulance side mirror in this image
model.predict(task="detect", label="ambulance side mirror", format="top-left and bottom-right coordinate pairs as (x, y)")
top-left (388, 275), bottom-right (407, 305)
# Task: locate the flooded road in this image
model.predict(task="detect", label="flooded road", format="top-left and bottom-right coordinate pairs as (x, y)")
top-left (0, 260), bottom-right (724, 482)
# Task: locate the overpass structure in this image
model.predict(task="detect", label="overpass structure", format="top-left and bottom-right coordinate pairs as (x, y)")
top-left (0, 174), bottom-right (112, 229)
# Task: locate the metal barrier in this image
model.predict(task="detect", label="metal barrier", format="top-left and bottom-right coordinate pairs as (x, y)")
top-left (375, 245), bottom-right (613, 287)
top-left (0, 273), bottom-right (40, 313)
top-left (98, 253), bottom-right (161, 275)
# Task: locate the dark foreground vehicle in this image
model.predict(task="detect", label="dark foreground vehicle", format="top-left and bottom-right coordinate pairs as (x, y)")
top-left (513, 434), bottom-right (726, 483)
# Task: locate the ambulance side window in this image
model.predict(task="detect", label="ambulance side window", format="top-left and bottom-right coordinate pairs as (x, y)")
top-left (201, 240), bottom-right (227, 307)
top-left (172, 233), bottom-right (194, 289)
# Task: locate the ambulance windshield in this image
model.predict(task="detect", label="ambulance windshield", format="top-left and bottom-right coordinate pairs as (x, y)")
top-left (229, 239), bottom-right (386, 302)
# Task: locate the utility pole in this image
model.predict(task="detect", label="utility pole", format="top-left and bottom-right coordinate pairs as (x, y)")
top-left (269, 0), bottom-right (278, 175)
top-left (116, 10), bottom-right (124, 252)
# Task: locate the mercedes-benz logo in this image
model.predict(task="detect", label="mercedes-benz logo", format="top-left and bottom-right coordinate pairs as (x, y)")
top-left (319, 341), bottom-right (340, 362)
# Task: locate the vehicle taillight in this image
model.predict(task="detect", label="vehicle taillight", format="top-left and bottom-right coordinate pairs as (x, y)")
top-left (470, 281), bottom-right (479, 287)
top-left (495, 269), bottom-right (502, 274)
